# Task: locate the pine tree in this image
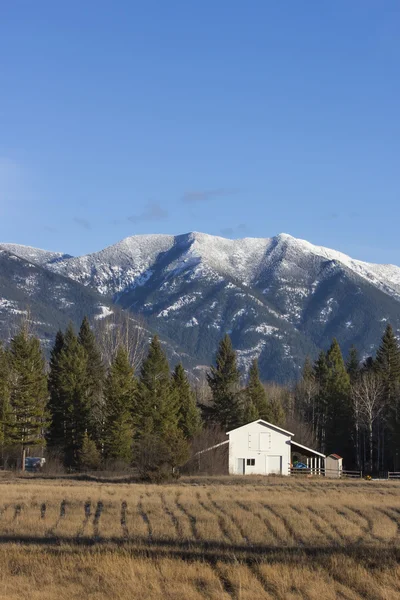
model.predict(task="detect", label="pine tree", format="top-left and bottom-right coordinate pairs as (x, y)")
top-left (134, 336), bottom-right (179, 437)
top-left (270, 396), bottom-right (286, 427)
top-left (78, 317), bottom-right (106, 447)
top-left (346, 346), bottom-right (360, 384)
top-left (104, 346), bottom-right (136, 463)
top-left (78, 431), bottom-right (101, 471)
top-left (207, 335), bottom-right (242, 430)
top-left (0, 343), bottom-right (10, 450)
top-left (47, 330), bottom-right (65, 451)
top-left (375, 324), bottom-right (400, 469)
top-left (57, 323), bottom-right (89, 468)
top-left (242, 398), bottom-right (259, 424)
top-left (325, 339), bottom-right (351, 456)
top-left (244, 359), bottom-right (272, 423)
top-left (375, 324), bottom-right (400, 404)
top-left (172, 364), bottom-right (202, 439)
top-left (7, 323), bottom-right (48, 467)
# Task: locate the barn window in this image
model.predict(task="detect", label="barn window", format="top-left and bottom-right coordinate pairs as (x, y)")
top-left (246, 458), bottom-right (255, 466)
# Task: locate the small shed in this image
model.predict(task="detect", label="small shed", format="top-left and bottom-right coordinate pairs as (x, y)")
top-left (325, 454), bottom-right (343, 478)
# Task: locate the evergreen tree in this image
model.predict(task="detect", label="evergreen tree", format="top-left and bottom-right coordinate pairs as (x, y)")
top-left (346, 345), bottom-right (360, 384)
top-left (0, 343), bottom-right (10, 450)
top-left (134, 336), bottom-right (179, 437)
top-left (78, 431), bottom-right (101, 470)
top-left (375, 324), bottom-right (400, 469)
top-left (47, 330), bottom-right (65, 451)
top-left (325, 339), bottom-right (351, 456)
top-left (7, 323), bottom-right (48, 466)
top-left (172, 364), bottom-right (202, 439)
top-left (244, 359), bottom-right (272, 423)
top-left (375, 324), bottom-right (400, 404)
top-left (104, 346), bottom-right (136, 462)
top-left (269, 396), bottom-right (286, 427)
top-left (207, 334), bottom-right (242, 430)
top-left (57, 323), bottom-right (89, 467)
top-left (78, 316), bottom-right (106, 447)
top-left (242, 397), bottom-right (259, 424)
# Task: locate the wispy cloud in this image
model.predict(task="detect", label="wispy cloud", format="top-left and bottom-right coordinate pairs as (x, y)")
top-left (182, 188), bottom-right (238, 204)
top-left (73, 217), bottom-right (91, 230)
top-left (128, 202), bottom-right (168, 224)
top-left (221, 223), bottom-right (248, 238)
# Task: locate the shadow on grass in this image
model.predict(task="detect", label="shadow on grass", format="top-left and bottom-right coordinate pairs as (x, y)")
top-left (0, 534), bottom-right (398, 566)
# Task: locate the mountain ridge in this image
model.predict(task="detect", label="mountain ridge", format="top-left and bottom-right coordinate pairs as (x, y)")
top-left (1, 232), bottom-right (399, 383)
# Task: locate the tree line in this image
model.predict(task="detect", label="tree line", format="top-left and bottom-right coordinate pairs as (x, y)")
top-left (293, 324), bottom-right (400, 473)
top-left (1, 315), bottom-right (398, 475)
top-left (0, 318), bottom-right (278, 478)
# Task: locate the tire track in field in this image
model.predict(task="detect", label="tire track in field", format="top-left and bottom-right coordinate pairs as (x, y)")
top-left (93, 501), bottom-right (103, 539)
top-left (377, 507), bottom-right (400, 539)
top-left (160, 493), bottom-right (183, 538)
top-left (248, 563), bottom-right (277, 599)
top-left (293, 505), bottom-right (338, 545)
top-left (210, 563), bottom-right (236, 599)
top-left (262, 504), bottom-right (302, 545)
top-left (77, 500), bottom-right (92, 538)
top-left (175, 493), bottom-right (200, 540)
top-left (344, 505), bottom-right (381, 542)
top-left (46, 500), bottom-right (67, 538)
top-left (207, 492), bottom-right (249, 544)
top-left (236, 501), bottom-right (281, 544)
top-left (137, 495), bottom-right (153, 541)
top-left (120, 501), bottom-right (129, 539)
top-left (306, 506), bottom-right (348, 544)
top-left (195, 492), bottom-right (233, 543)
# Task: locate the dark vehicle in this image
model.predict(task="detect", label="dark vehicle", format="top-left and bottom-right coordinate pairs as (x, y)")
top-left (24, 457), bottom-right (46, 473)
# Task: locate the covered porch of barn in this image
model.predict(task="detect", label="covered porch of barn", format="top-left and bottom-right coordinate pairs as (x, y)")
top-left (290, 441), bottom-right (326, 475)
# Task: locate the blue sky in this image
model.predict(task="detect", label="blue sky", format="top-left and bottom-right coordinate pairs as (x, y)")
top-left (0, 1), bottom-right (399, 263)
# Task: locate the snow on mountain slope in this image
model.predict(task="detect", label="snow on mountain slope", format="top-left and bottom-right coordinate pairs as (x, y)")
top-left (1, 232), bottom-right (400, 382)
top-left (2, 232), bottom-right (400, 302)
top-left (46, 234), bottom-right (176, 294)
top-left (0, 243), bottom-right (71, 266)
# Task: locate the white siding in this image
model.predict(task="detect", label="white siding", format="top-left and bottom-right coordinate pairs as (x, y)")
top-left (228, 421), bottom-right (291, 476)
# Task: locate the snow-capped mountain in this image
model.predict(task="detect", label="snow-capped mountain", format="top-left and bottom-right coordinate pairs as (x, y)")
top-left (1, 232), bottom-right (400, 382)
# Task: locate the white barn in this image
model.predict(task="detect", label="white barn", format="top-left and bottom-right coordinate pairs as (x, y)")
top-left (226, 419), bottom-right (325, 476)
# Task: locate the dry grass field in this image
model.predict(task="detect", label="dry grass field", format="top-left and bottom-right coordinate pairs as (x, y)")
top-left (0, 474), bottom-right (399, 599)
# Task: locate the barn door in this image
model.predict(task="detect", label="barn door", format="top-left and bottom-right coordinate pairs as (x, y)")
top-left (237, 459), bottom-right (245, 475)
top-left (267, 455), bottom-right (282, 475)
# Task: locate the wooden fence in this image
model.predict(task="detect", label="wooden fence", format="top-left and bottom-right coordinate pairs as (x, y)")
top-left (290, 467), bottom-right (363, 478)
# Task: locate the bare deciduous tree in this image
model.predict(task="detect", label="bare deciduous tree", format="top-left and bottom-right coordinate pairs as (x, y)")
top-left (94, 309), bottom-right (147, 372)
top-left (351, 372), bottom-right (385, 472)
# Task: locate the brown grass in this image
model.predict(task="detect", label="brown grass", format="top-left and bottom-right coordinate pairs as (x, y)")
top-left (0, 475), bottom-right (399, 599)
